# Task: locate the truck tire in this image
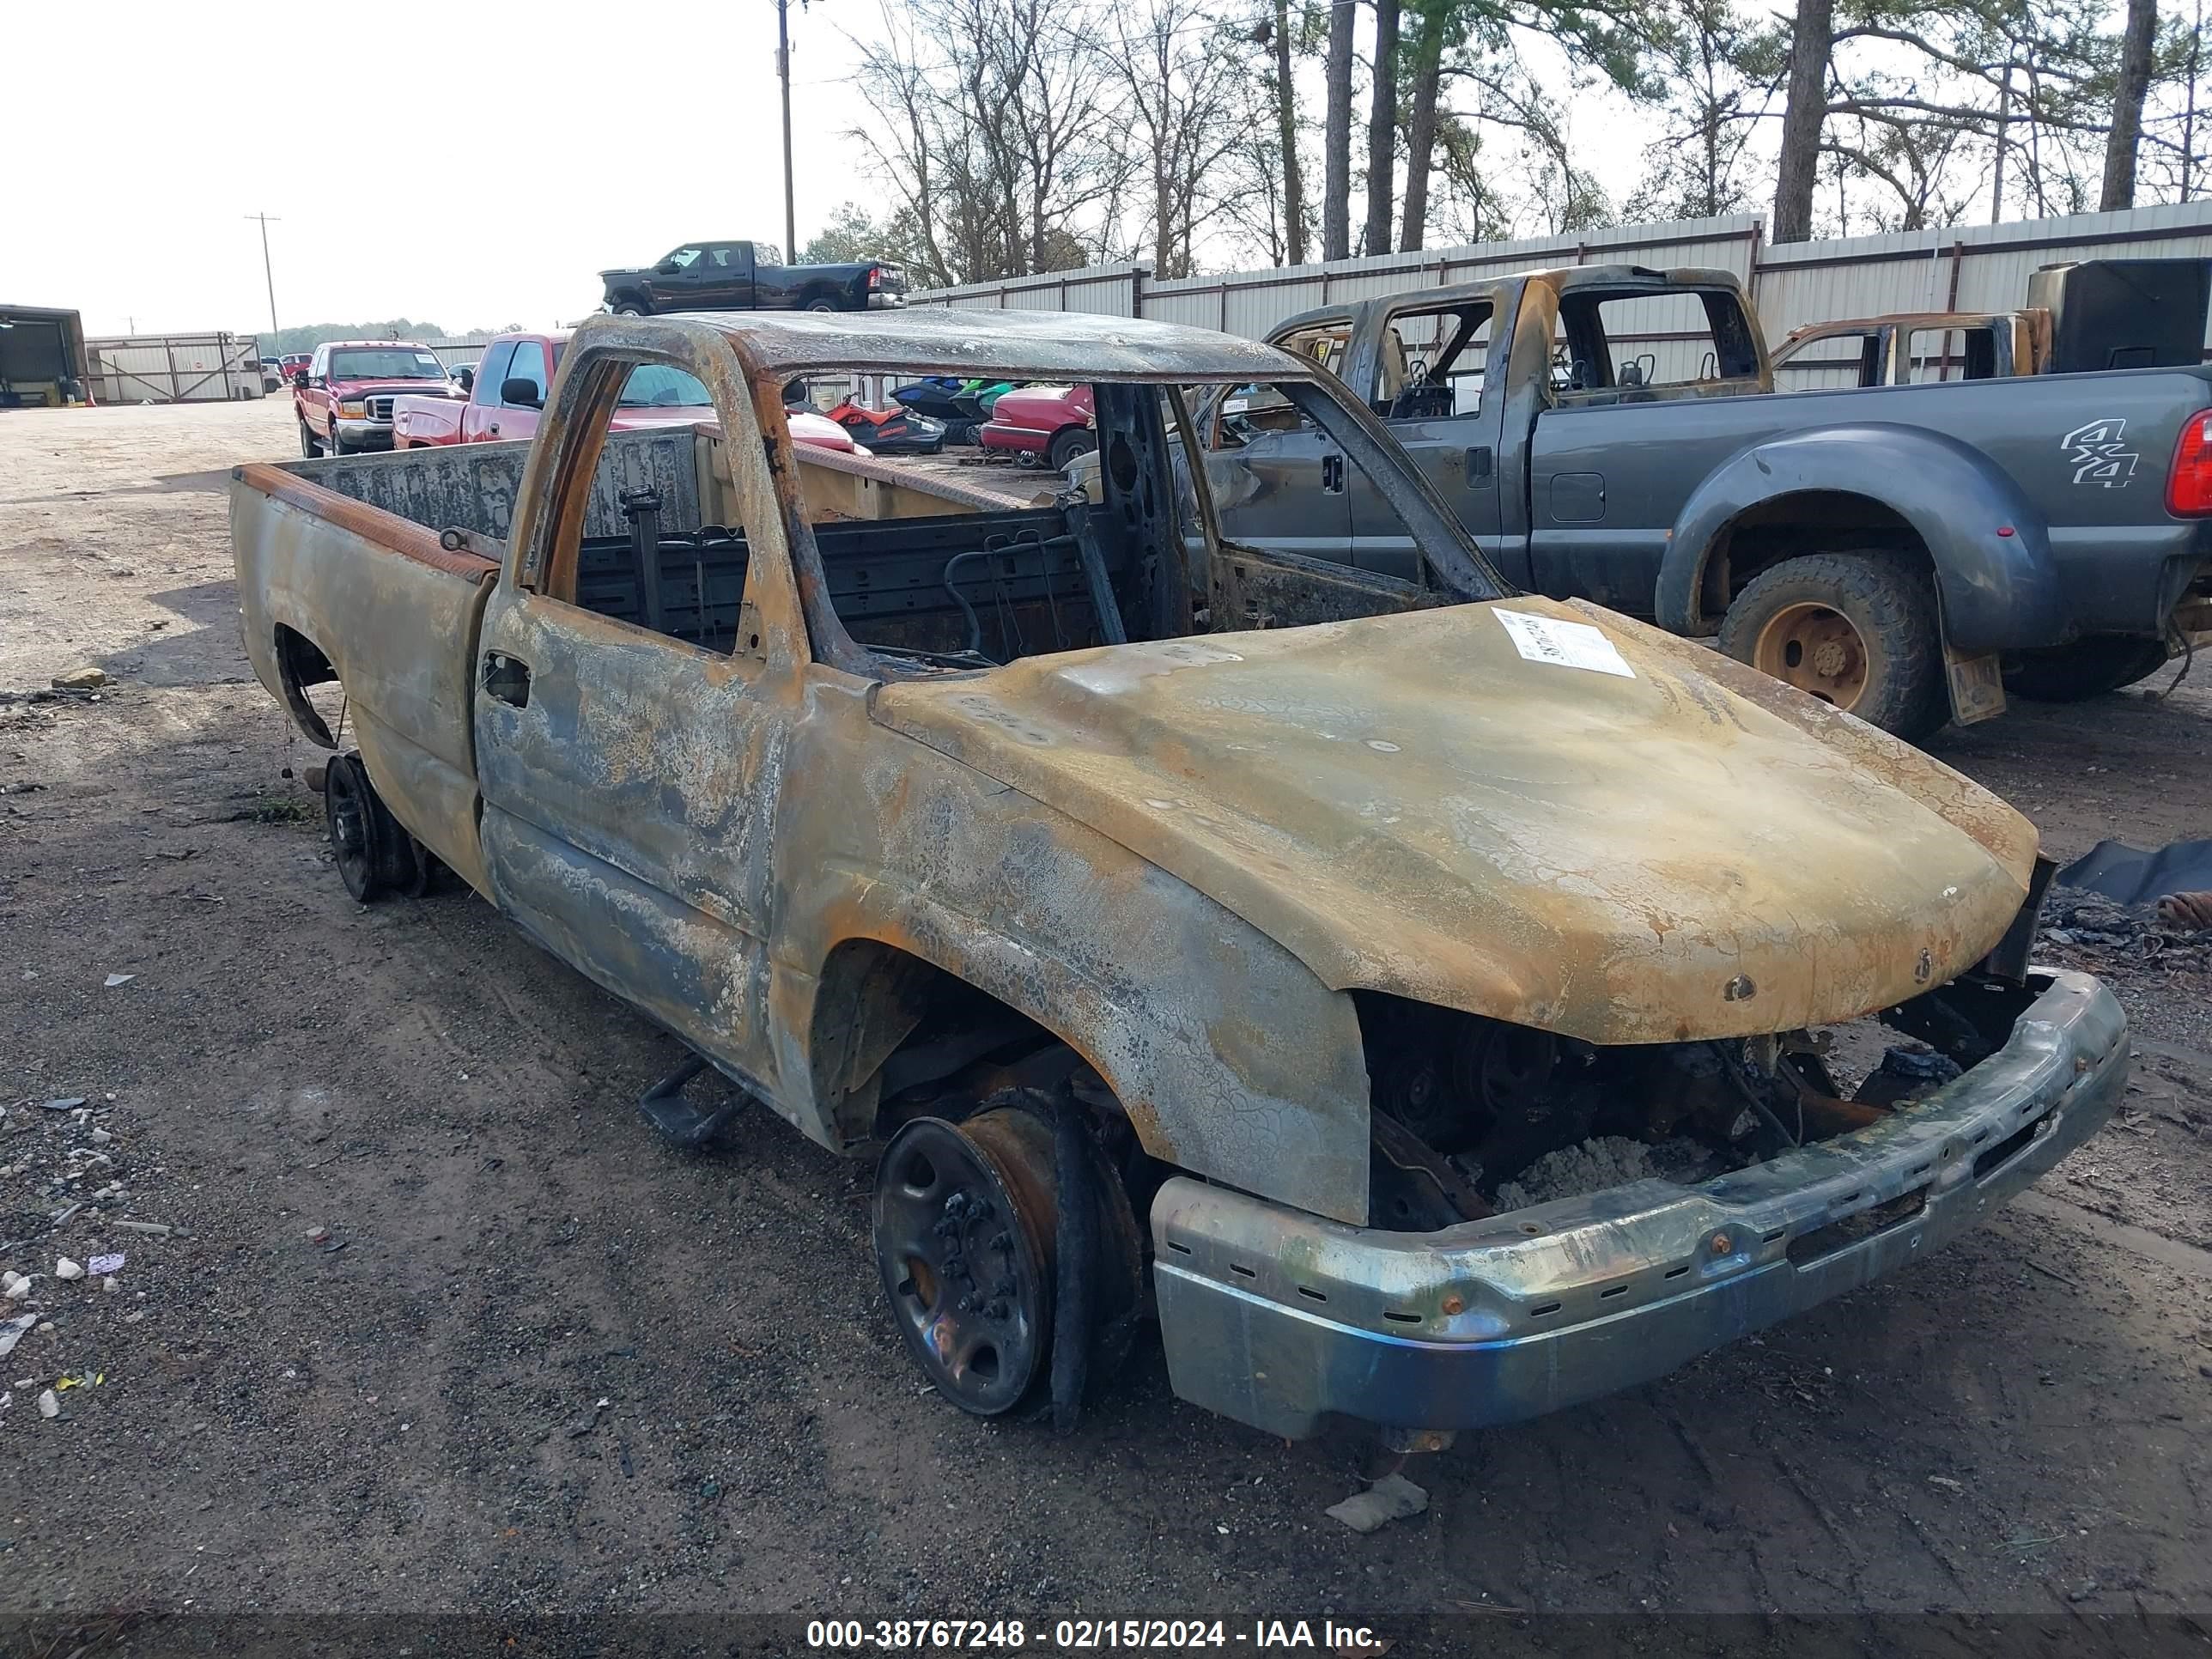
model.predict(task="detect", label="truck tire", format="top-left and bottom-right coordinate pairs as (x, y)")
top-left (805, 298), bottom-right (839, 313)
top-left (299, 419), bottom-right (320, 458)
top-left (1048, 428), bottom-right (1097, 473)
top-left (323, 753), bottom-right (419, 902)
top-left (611, 300), bottom-right (646, 316)
top-left (1717, 551), bottom-right (1948, 740)
top-left (2002, 636), bottom-right (2172, 702)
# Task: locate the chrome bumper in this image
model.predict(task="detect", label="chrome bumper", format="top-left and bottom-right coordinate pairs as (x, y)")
top-left (866, 292), bottom-right (907, 309)
top-left (334, 416), bottom-right (394, 450)
top-left (1152, 969), bottom-right (2127, 1441)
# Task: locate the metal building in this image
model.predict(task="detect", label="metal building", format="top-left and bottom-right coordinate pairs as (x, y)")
top-left (0, 303), bottom-right (89, 406)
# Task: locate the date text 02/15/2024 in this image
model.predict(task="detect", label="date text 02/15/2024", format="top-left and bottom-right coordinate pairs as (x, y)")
top-left (805, 1619), bottom-right (1388, 1650)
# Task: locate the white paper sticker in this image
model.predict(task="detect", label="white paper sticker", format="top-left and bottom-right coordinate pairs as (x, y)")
top-left (1492, 609), bottom-right (1636, 678)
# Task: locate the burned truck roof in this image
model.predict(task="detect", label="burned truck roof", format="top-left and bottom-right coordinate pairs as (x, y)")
top-left (656, 305), bottom-right (1301, 383)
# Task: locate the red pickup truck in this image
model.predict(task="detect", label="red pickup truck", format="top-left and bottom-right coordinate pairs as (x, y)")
top-left (294, 339), bottom-right (457, 456)
top-left (392, 330), bottom-right (861, 453)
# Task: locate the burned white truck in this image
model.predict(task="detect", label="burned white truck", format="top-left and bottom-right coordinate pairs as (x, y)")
top-left (229, 308), bottom-right (2124, 1444)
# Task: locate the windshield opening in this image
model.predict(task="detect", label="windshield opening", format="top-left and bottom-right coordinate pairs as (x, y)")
top-left (763, 367), bottom-right (1506, 682)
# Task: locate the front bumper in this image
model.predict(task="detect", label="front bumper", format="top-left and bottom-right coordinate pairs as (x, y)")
top-left (1152, 969), bottom-right (2127, 1441)
top-left (334, 417), bottom-right (394, 451)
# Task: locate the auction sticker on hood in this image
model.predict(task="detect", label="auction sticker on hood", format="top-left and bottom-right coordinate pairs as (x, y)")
top-left (1493, 609), bottom-right (1635, 678)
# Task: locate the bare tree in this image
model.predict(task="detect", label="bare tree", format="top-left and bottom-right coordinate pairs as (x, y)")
top-left (847, 0), bottom-right (1121, 286)
top-left (1103, 0), bottom-right (1251, 278)
top-left (1772, 0), bottom-right (1835, 241)
top-left (2101, 0), bottom-right (2160, 206)
top-left (1366, 0), bottom-right (1403, 252)
top-left (1271, 0), bottom-right (1311, 263)
top-left (1324, 0), bottom-right (1358, 258)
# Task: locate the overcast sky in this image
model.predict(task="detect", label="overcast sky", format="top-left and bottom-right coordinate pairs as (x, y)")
top-left (3, 0), bottom-right (1670, 340)
top-left (4, 0), bottom-right (881, 337)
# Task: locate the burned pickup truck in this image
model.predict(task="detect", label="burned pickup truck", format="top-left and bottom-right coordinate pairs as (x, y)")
top-left (230, 307), bottom-right (2124, 1444)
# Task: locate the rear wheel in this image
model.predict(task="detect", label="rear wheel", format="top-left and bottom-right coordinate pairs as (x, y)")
top-left (2002, 636), bottom-right (2172, 702)
top-left (323, 753), bottom-right (419, 902)
top-left (1717, 551), bottom-right (1948, 740)
top-left (1048, 428), bottom-right (1097, 473)
top-left (805, 298), bottom-right (839, 313)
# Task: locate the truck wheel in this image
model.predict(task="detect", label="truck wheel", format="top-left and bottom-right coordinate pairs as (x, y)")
top-left (323, 753), bottom-right (418, 902)
top-left (873, 1095), bottom-right (1143, 1423)
top-left (1048, 428), bottom-right (1097, 473)
top-left (1718, 552), bottom-right (1948, 740)
top-left (300, 419), bottom-right (320, 458)
top-left (2002, 636), bottom-right (2172, 702)
top-left (805, 298), bottom-right (838, 313)
top-left (611, 301), bottom-right (645, 316)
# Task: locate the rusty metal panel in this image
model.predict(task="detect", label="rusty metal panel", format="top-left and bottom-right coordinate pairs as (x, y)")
top-left (283, 429), bottom-right (704, 542)
top-left (872, 599), bottom-right (2038, 1048)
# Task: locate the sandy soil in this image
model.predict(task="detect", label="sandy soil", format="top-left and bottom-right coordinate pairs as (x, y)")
top-left (3, 399), bottom-right (2209, 1643)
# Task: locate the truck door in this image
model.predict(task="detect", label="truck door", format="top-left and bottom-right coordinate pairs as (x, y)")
top-left (459, 340), bottom-right (515, 441)
top-left (1346, 295), bottom-right (1504, 580)
top-left (472, 325), bottom-right (793, 1097)
top-left (477, 337), bottom-right (551, 445)
top-left (1206, 319), bottom-right (1352, 561)
top-left (696, 242), bottom-right (755, 309)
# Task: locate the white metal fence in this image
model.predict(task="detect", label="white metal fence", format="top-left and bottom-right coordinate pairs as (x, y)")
top-left (908, 202), bottom-right (2212, 362)
top-left (85, 332), bottom-right (266, 403)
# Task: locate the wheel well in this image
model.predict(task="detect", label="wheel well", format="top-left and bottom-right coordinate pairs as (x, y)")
top-left (1697, 491), bottom-right (1930, 627)
top-left (809, 939), bottom-right (1073, 1144)
top-left (273, 624), bottom-right (337, 746)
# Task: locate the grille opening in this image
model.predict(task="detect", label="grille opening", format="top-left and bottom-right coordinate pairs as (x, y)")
top-left (1761, 1227), bottom-right (1787, 1243)
top-left (1297, 1285), bottom-right (1328, 1304)
top-left (1166, 1239), bottom-right (1193, 1255)
top-left (1599, 1284), bottom-right (1629, 1300)
top-left (1787, 1188), bottom-right (1928, 1267)
top-left (1230, 1262), bottom-right (1257, 1279)
top-left (1528, 1301), bottom-right (1562, 1317)
top-left (1974, 1115), bottom-right (2048, 1181)
top-left (1664, 1265), bottom-right (1690, 1279)
top-left (1383, 1310), bottom-right (1422, 1324)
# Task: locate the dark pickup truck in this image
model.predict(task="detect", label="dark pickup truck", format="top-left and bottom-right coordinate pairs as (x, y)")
top-left (601, 239), bottom-right (906, 317)
top-left (1205, 264), bottom-right (2212, 735)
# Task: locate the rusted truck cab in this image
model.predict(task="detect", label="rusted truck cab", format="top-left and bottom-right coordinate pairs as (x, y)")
top-left (231, 309), bottom-right (2125, 1445)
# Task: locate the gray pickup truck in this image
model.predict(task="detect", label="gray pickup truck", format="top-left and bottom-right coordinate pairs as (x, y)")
top-left (1205, 264), bottom-right (2212, 735)
top-left (230, 308), bottom-right (2123, 1447)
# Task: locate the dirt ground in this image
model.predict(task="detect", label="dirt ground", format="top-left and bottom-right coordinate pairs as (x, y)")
top-left (3, 399), bottom-right (2209, 1644)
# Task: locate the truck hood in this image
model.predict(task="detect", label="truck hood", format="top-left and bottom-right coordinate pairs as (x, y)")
top-left (871, 598), bottom-right (2039, 1044)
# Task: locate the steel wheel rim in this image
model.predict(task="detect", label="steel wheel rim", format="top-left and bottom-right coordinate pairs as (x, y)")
top-left (873, 1113), bottom-right (1054, 1416)
top-left (325, 761), bottom-right (375, 897)
top-left (1752, 600), bottom-right (1870, 708)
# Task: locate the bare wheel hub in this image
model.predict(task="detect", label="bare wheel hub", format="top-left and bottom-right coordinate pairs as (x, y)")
top-left (872, 1109), bottom-right (1058, 1416)
top-left (1752, 601), bottom-right (1870, 709)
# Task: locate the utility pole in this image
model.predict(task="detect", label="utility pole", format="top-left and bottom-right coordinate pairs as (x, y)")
top-left (777, 0), bottom-right (799, 264)
top-left (245, 213), bottom-right (282, 335)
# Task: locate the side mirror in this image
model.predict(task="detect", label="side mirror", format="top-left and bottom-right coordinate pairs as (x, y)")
top-left (454, 366), bottom-right (474, 393)
top-left (307, 374), bottom-right (325, 390)
top-left (290, 370), bottom-right (307, 386)
top-left (655, 258), bottom-right (680, 274)
top-left (501, 377), bottom-right (544, 409)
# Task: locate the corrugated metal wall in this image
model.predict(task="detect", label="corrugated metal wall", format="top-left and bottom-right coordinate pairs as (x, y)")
top-left (85, 333), bottom-right (264, 403)
top-left (908, 203), bottom-right (2212, 361)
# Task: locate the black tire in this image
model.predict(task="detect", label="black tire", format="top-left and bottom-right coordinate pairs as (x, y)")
top-left (326, 425), bottom-right (348, 458)
top-left (1048, 428), bottom-right (1097, 473)
top-left (300, 419), bottom-right (320, 458)
top-left (611, 301), bottom-right (646, 316)
top-left (2002, 636), bottom-right (2172, 702)
top-left (805, 298), bottom-right (839, 313)
top-left (1717, 551), bottom-right (1948, 740)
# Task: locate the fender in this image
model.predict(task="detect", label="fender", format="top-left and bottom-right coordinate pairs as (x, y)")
top-left (776, 798), bottom-right (1373, 1226)
top-left (1656, 425), bottom-right (2069, 653)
